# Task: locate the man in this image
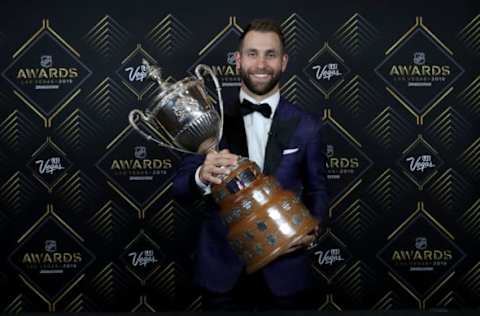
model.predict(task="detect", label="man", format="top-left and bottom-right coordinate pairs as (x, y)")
top-left (172, 18), bottom-right (328, 310)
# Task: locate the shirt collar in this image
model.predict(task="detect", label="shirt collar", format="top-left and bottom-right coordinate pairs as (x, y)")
top-left (239, 89), bottom-right (280, 118)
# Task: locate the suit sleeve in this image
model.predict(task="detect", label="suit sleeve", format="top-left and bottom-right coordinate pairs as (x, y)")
top-left (172, 132), bottom-right (230, 208)
top-left (172, 153), bottom-right (206, 204)
top-left (301, 116), bottom-right (329, 223)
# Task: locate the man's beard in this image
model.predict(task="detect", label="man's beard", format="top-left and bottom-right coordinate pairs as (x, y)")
top-left (239, 67), bottom-right (282, 96)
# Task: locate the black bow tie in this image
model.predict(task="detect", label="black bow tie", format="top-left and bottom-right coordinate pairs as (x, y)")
top-left (240, 99), bottom-right (272, 119)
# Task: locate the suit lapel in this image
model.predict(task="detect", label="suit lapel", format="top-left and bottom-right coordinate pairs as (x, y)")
top-left (263, 98), bottom-right (300, 176)
top-left (221, 99), bottom-right (249, 157)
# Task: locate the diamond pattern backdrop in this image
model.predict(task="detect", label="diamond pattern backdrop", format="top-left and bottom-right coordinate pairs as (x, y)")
top-left (0, 0), bottom-right (478, 312)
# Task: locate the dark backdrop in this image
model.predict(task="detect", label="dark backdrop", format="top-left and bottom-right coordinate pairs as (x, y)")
top-left (0, 0), bottom-right (479, 312)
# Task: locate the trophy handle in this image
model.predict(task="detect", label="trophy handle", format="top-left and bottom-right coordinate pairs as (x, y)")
top-left (128, 109), bottom-right (195, 154)
top-left (194, 64), bottom-right (224, 148)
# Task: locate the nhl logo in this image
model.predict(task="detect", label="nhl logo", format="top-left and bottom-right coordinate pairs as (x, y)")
top-left (415, 237), bottom-right (427, 250)
top-left (413, 52), bottom-right (426, 65)
top-left (40, 55), bottom-right (53, 68)
top-left (134, 146), bottom-right (147, 159)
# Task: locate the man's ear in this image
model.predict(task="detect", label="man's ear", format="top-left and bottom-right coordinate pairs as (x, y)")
top-left (282, 53), bottom-right (289, 72)
top-left (235, 51), bottom-right (241, 71)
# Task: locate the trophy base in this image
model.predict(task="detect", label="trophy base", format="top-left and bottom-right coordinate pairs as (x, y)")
top-left (242, 220), bottom-right (318, 274)
top-left (212, 158), bottom-right (320, 274)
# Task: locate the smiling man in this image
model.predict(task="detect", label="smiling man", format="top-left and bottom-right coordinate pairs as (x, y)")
top-left (237, 27), bottom-right (287, 100)
top-left (173, 18), bottom-right (328, 310)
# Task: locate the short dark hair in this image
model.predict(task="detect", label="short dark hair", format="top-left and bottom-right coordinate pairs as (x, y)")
top-left (239, 18), bottom-right (285, 53)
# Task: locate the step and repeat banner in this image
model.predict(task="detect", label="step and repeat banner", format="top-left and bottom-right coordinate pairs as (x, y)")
top-left (0, 0), bottom-right (479, 312)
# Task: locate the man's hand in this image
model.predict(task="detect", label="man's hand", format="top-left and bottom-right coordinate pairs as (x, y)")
top-left (284, 225), bottom-right (320, 254)
top-left (199, 149), bottom-right (238, 185)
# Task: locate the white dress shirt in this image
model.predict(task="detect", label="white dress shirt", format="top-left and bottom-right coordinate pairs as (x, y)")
top-left (195, 89), bottom-right (280, 193)
top-left (239, 89), bottom-right (279, 171)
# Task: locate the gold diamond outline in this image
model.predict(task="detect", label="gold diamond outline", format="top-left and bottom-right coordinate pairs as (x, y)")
top-left (318, 294), bottom-right (343, 311)
top-left (4, 19), bottom-right (88, 128)
top-left (324, 109), bottom-right (372, 215)
top-left (311, 228), bottom-right (350, 284)
top-left (5, 19), bottom-right (91, 128)
top-left (27, 137), bottom-right (72, 193)
top-left (423, 271), bottom-right (456, 310)
top-left (398, 134), bottom-right (442, 190)
top-left (97, 123), bottom-right (178, 219)
top-left (132, 296), bottom-right (156, 312)
top-left (19, 273), bottom-right (85, 312)
top-left (304, 42), bottom-right (350, 99)
top-left (380, 17), bottom-right (461, 125)
top-left (11, 204), bottom-right (94, 307)
top-left (117, 44), bottom-right (157, 100)
top-left (187, 17), bottom-right (243, 93)
top-left (387, 202), bottom-right (454, 241)
top-left (198, 16), bottom-right (243, 56)
top-left (121, 230), bottom-right (165, 285)
top-left (379, 202), bottom-right (463, 303)
top-left (388, 271), bottom-right (422, 309)
top-left (387, 86), bottom-right (454, 126)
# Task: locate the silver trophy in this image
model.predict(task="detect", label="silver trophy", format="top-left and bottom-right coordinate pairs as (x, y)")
top-left (129, 60), bottom-right (223, 154)
top-left (129, 61), bottom-right (320, 274)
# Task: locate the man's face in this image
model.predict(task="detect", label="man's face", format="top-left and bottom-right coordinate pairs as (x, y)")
top-left (236, 31), bottom-right (288, 99)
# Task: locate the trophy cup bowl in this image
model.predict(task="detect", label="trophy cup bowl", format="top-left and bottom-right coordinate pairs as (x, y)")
top-left (129, 69), bottom-right (222, 154)
top-left (129, 62), bottom-right (319, 274)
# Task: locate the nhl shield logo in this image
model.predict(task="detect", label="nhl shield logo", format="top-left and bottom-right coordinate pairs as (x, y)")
top-left (40, 55), bottom-right (53, 68)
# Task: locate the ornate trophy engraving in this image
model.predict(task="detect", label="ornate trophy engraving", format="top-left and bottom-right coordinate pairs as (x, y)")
top-left (129, 61), bottom-right (319, 273)
top-left (129, 61), bottom-right (223, 155)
